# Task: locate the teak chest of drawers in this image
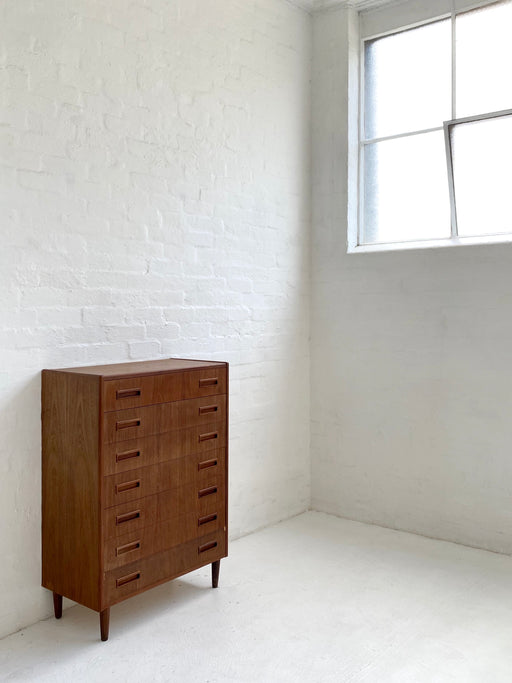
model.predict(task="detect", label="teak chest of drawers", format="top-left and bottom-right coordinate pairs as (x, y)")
top-left (41, 358), bottom-right (228, 641)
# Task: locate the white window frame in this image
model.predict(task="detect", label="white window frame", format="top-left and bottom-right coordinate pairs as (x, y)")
top-left (349, 0), bottom-right (512, 254)
top-left (444, 107), bottom-right (512, 236)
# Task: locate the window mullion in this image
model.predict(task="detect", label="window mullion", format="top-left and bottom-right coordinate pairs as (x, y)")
top-left (362, 126), bottom-right (445, 146)
top-left (451, 7), bottom-right (457, 121)
top-left (444, 123), bottom-right (459, 237)
top-left (450, 6), bottom-right (458, 237)
top-left (358, 23), bottom-right (366, 249)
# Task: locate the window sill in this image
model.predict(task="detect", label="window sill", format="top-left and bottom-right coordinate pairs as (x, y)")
top-left (347, 233), bottom-right (512, 254)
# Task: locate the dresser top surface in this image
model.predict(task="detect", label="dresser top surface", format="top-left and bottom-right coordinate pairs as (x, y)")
top-left (45, 358), bottom-right (227, 379)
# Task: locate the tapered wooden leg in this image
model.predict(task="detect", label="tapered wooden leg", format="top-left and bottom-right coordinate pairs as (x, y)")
top-left (53, 592), bottom-right (62, 619)
top-left (212, 560), bottom-right (221, 588)
top-left (100, 608), bottom-right (110, 642)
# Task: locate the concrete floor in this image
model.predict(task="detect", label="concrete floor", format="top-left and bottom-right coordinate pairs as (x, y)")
top-left (2, 511), bottom-right (512, 682)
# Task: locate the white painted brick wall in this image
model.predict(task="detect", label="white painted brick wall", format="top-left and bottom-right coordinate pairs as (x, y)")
top-left (0, 0), bottom-right (311, 638)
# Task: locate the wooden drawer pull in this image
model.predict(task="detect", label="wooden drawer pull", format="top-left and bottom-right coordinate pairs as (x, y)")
top-left (199, 431), bottom-right (218, 442)
top-left (198, 486), bottom-right (217, 498)
top-left (198, 458), bottom-right (218, 470)
top-left (116, 479), bottom-right (141, 494)
top-left (116, 571), bottom-right (140, 587)
top-left (116, 449), bottom-right (141, 463)
top-left (116, 540), bottom-right (141, 556)
top-left (198, 541), bottom-right (218, 554)
top-left (199, 377), bottom-right (218, 388)
top-left (198, 513), bottom-right (218, 526)
top-left (116, 418), bottom-right (141, 431)
top-left (116, 388), bottom-right (141, 399)
top-left (199, 404), bottom-right (218, 415)
top-left (116, 510), bottom-right (141, 525)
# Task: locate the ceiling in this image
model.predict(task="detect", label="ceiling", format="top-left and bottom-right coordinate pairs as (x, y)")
top-left (289, 0), bottom-right (400, 12)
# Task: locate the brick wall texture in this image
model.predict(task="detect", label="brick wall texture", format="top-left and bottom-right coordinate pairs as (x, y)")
top-left (0, 0), bottom-right (311, 637)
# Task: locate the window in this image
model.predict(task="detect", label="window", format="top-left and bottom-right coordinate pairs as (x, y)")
top-left (355, 0), bottom-right (512, 252)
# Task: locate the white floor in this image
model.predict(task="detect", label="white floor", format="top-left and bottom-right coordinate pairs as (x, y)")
top-left (2, 512), bottom-right (512, 682)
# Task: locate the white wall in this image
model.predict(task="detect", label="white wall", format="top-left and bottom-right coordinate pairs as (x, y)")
top-left (0, 0), bottom-right (311, 638)
top-left (312, 6), bottom-right (512, 556)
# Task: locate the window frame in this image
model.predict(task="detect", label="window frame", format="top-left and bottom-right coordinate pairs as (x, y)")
top-left (349, 0), bottom-right (512, 254)
top-left (444, 107), bottom-right (512, 237)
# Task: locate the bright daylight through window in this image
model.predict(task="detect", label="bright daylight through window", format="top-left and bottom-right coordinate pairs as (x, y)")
top-left (358, 0), bottom-right (512, 250)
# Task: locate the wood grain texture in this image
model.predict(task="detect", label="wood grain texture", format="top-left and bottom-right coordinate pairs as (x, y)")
top-left (103, 531), bottom-right (226, 606)
top-left (102, 422), bottom-right (226, 475)
top-left (102, 395), bottom-right (227, 444)
top-left (103, 509), bottom-right (226, 570)
top-left (102, 482), bottom-right (224, 539)
top-left (42, 358), bottom-right (228, 638)
top-left (102, 448), bottom-right (225, 508)
top-left (103, 367), bottom-right (227, 411)
top-left (224, 363), bottom-right (229, 561)
top-left (56, 358), bottom-right (227, 379)
top-left (42, 370), bottom-right (101, 611)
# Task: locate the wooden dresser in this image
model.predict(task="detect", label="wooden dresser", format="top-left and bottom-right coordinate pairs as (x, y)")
top-left (41, 358), bottom-right (228, 641)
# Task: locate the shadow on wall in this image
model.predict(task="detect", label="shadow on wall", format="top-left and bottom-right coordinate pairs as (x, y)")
top-left (0, 372), bottom-right (47, 636)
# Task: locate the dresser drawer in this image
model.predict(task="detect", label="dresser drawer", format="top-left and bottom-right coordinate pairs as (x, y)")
top-left (103, 482), bottom-right (224, 540)
top-left (103, 448), bottom-right (225, 508)
top-left (103, 531), bottom-right (226, 606)
top-left (103, 367), bottom-right (227, 411)
top-left (103, 509), bottom-right (226, 571)
top-left (102, 421), bottom-right (226, 476)
top-left (103, 395), bottom-right (227, 444)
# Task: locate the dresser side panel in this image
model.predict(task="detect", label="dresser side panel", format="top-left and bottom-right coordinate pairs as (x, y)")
top-left (42, 370), bottom-right (101, 611)
top-left (225, 363), bottom-right (229, 558)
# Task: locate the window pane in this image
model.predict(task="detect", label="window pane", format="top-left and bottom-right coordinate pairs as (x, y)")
top-left (362, 132), bottom-right (451, 244)
top-left (456, 0), bottom-right (512, 118)
top-left (364, 19), bottom-right (451, 140)
top-left (450, 113), bottom-right (512, 237)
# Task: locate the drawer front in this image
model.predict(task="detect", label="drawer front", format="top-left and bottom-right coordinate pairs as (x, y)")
top-left (103, 367), bottom-right (227, 411)
top-left (103, 448), bottom-right (225, 508)
top-left (103, 482), bottom-right (224, 540)
top-left (103, 531), bottom-right (226, 606)
top-left (103, 395), bottom-right (227, 444)
top-left (102, 421), bottom-right (226, 476)
top-left (103, 509), bottom-right (226, 571)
